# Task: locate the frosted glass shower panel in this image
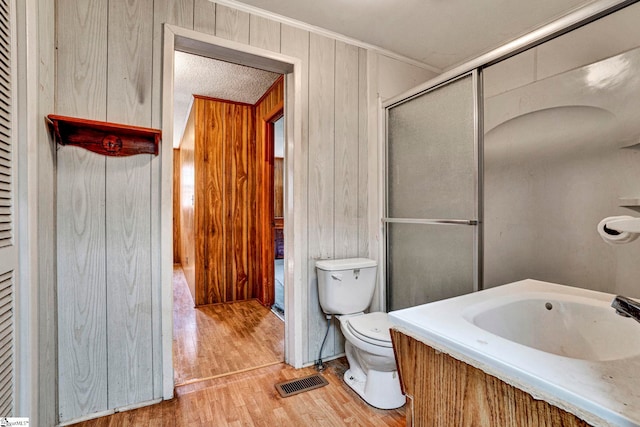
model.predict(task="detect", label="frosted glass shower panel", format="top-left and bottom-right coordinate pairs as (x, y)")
top-left (387, 223), bottom-right (475, 311)
top-left (387, 75), bottom-right (476, 219)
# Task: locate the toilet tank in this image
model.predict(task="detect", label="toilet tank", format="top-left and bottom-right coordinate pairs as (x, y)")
top-left (316, 258), bottom-right (378, 315)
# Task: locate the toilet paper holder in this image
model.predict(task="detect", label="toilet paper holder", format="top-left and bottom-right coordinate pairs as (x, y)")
top-left (598, 215), bottom-right (640, 245)
top-left (604, 217), bottom-right (640, 234)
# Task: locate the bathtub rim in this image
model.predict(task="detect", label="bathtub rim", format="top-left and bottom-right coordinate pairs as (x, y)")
top-left (388, 279), bottom-right (640, 427)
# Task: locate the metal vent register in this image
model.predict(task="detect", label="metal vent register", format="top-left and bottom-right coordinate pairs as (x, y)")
top-left (275, 374), bottom-right (329, 398)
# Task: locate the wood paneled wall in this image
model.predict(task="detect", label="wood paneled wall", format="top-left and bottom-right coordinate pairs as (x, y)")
top-left (274, 158), bottom-right (284, 217)
top-left (55, 2), bottom-right (379, 421)
top-left (255, 78), bottom-right (284, 306)
top-left (55, 0), bottom-right (166, 422)
top-left (193, 96), bottom-right (254, 305)
top-left (173, 149), bottom-right (181, 262)
top-left (176, 82), bottom-right (283, 307)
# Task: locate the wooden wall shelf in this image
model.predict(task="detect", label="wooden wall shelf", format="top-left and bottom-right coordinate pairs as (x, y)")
top-left (47, 114), bottom-right (161, 157)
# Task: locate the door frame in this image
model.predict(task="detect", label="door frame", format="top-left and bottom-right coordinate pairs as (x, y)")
top-left (161, 24), bottom-right (303, 399)
top-left (260, 102), bottom-right (284, 307)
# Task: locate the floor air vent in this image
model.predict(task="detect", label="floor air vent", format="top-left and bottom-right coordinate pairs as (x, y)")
top-left (275, 373), bottom-right (329, 398)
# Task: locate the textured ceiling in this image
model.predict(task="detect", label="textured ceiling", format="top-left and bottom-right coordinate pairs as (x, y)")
top-left (174, 51), bottom-right (281, 147)
top-left (224, 0), bottom-right (597, 71)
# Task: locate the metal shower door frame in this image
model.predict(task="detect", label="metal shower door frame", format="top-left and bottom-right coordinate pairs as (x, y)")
top-left (382, 70), bottom-right (483, 310)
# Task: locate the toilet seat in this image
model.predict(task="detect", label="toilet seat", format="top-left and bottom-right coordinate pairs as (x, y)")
top-left (346, 312), bottom-right (394, 348)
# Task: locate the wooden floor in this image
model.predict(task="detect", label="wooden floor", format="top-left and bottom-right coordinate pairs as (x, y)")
top-left (173, 266), bottom-right (285, 384)
top-left (70, 266), bottom-right (406, 426)
top-left (70, 358), bottom-right (406, 426)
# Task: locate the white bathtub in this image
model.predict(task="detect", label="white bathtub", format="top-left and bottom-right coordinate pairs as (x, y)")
top-left (388, 279), bottom-right (640, 427)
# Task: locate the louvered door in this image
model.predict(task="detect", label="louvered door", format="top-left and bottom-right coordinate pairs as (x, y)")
top-left (0, 0), bottom-right (15, 416)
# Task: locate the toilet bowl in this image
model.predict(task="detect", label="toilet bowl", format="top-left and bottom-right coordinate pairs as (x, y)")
top-left (339, 312), bottom-right (406, 409)
top-left (315, 258), bottom-right (405, 409)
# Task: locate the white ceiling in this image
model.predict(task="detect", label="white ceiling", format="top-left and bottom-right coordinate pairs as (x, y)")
top-left (225, 0), bottom-right (598, 71)
top-left (173, 51), bottom-right (280, 147)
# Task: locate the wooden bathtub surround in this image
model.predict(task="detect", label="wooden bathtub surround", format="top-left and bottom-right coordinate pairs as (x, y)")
top-left (390, 329), bottom-right (591, 427)
top-left (176, 78), bottom-right (284, 307)
top-left (47, 114), bottom-right (161, 156)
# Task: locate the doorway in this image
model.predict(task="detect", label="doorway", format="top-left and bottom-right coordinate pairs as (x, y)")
top-left (161, 25), bottom-right (303, 396)
top-left (172, 57), bottom-right (284, 383)
top-left (270, 115), bottom-right (285, 319)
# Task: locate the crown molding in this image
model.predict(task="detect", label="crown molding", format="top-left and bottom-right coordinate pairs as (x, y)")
top-left (210, 0), bottom-right (442, 73)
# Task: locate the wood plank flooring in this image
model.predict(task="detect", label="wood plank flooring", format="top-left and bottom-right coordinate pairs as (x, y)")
top-left (173, 266), bottom-right (284, 384)
top-left (71, 358), bottom-right (405, 426)
top-left (70, 265), bottom-right (405, 426)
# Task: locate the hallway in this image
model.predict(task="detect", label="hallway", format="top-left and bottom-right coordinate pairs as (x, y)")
top-left (172, 266), bottom-right (284, 384)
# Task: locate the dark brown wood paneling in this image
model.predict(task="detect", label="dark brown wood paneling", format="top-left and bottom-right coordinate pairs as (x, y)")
top-left (173, 149), bottom-right (181, 262)
top-left (189, 81), bottom-right (283, 307)
top-left (390, 329), bottom-right (591, 427)
top-left (274, 158), bottom-right (284, 218)
top-left (224, 103), bottom-right (235, 302)
top-left (194, 97), bottom-right (255, 305)
top-left (254, 77), bottom-right (284, 306)
top-left (225, 102), bottom-right (250, 302)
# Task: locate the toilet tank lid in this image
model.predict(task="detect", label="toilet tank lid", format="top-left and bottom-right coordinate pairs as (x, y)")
top-left (316, 258), bottom-right (377, 271)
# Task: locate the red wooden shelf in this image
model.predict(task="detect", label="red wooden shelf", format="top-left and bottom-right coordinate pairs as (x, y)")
top-left (46, 114), bottom-right (161, 157)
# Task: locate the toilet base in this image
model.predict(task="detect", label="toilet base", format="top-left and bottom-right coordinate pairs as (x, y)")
top-left (343, 368), bottom-right (406, 410)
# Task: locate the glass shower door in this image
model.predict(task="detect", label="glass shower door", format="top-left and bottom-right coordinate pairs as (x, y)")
top-left (385, 72), bottom-right (481, 311)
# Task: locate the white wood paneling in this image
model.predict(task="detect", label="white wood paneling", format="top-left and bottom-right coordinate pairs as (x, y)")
top-left (193, 0), bottom-right (216, 35)
top-left (107, 0), bottom-right (153, 126)
top-left (280, 23), bottom-right (310, 364)
top-left (105, 0), bottom-right (154, 409)
top-left (105, 156), bottom-right (153, 408)
top-left (214, 4), bottom-right (249, 44)
top-left (367, 53), bottom-right (384, 312)
top-left (249, 14), bottom-right (280, 52)
top-left (56, 147), bottom-right (107, 422)
top-left (56, 0), bottom-right (109, 422)
top-left (333, 41), bottom-right (360, 355)
top-left (358, 48), bottom-right (368, 259)
top-left (334, 41), bottom-right (359, 260)
top-left (308, 33), bottom-right (336, 359)
top-left (55, 0), bottom-right (108, 120)
top-left (56, 0), bottom-right (164, 421)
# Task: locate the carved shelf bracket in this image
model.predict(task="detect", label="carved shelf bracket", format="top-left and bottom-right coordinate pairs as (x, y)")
top-left (46, 114), bottom-right (161, 157)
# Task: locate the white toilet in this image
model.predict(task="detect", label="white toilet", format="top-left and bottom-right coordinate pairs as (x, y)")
top-left (316, 258), bottom-right (405, 410)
